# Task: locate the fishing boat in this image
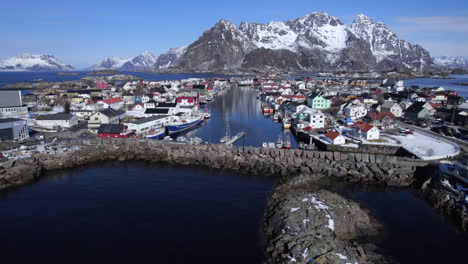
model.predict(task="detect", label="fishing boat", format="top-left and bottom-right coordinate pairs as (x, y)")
top-left (145, 128), bottom-right (166, 139)
top-left (220, 113), bottom-right (231, 143)
top-left (166, 114), bottom-right (204, 135)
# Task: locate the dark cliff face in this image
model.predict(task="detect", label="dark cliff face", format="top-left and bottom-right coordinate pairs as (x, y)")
top-left (241, 48), bottom-right (302, 72)
top-left (175, 19), bottom-right (257, 72)
top-left (170, 12), bottom-right (435, 73)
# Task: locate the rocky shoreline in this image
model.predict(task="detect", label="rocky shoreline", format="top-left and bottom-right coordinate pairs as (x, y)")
top-left (264, 186), bottom-right (392, 264)
top-left (0, 138), bottom-right (466, 263)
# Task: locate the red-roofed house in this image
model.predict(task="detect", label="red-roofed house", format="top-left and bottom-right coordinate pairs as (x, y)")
top-left (176, 97), bottom-right (195, 106)
top-left (324, 130), bottom-right (345, 145)
top-left (101, 97), bottom-right (124, 109)
top-left (351, 121), bottom-right (380, 140)
top-left (365, 112), bottom-right (396, 130)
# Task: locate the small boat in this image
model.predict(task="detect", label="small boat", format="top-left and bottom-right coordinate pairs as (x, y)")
top-left (192, 137), bottom-right (203, 145)
top-left (276, 136), bottom-right (283, 149)
top-left (283, 119), bottom-right (291, 129)
top-left (204, 107), bottom-right (211, 119)
top-left (163, 136), bottom-right (172, 141)
top-left (273, 113), bottom-right (280, 122)
top-left (176, 136), bottom-right (187, 142)
top-left (283, 135), bottom-right (291, 149)
top-left (262, 142), bottom-right (268, 148)
top-left (145, 128), bottom-right (166, 139)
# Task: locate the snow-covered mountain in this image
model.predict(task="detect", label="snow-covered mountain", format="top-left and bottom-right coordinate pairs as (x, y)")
top-left (154, 47), bottom-right (187, 69)
top-left (88, 51), bottom-right (157, 71)
top-left (0, 54), bottom-right (74, 71)
top-left (88, 56), bottom-right (129, 70)
top-left (168, 12), bottom-right (435, 72)
top-left (120, 51), bottom-right (158, 71)
top-left (433, 56), bottom-right (468, 68)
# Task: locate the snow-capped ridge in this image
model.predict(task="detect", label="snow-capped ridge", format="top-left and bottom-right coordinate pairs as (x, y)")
top-left (0, 53), bottom-right (74, 71)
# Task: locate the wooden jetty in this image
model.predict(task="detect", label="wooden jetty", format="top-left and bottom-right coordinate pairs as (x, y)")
top-left (225, 132), bottom-right (245, 146)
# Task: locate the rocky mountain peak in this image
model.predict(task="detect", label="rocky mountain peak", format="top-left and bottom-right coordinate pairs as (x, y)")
top-left (159, 12), bottom-right (436, 73)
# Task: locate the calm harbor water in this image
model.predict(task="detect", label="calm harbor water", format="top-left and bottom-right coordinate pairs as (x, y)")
top-left (186, 86), bottom-right (298, 148)
top-left (0, 73), bottom-right (467, 263)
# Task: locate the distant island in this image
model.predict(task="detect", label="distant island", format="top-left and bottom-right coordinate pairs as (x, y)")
top-left (87, 69), bottom-right (119, 75)
top-left (58, 72), bottom-right (79, 76)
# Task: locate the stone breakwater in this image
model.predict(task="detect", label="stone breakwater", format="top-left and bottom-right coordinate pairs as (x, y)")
top-left (0, 138), bottom-right (426, 188)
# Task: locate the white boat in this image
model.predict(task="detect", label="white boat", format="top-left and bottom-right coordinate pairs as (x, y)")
top-left (192, 137), bottom-right (203, 145)
top-left (176, 136), bottom-right (187, 142)
top-left (166, 114), bottom-right (204, 135)
top-left (204, 108), bottom-right (211, 119)
top-left (276, 138), bottom-right (283, 149)
top-left (163, 136), bottom-right (172, 141)
top-left (283, 134), bottom-right (291, 149)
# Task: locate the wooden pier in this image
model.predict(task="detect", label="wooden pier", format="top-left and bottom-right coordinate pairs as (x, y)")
top-left (225, 132), bottom-right (245, 146)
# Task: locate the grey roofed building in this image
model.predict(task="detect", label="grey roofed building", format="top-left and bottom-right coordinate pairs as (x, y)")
top-left (0, 91), bottom-right (23, 107)
top-left (145, 108), bottom-right (170, 114)
top-left (130, 115), bottom-right (169, 125)
top-left (99, 108), bottom-right (125, 118)
top-left (36, 113), bottom-right (76, 120)
top-left (97, 124), bottom-right (125, 134)
top-left (157, 102), bottom-right (177, 108)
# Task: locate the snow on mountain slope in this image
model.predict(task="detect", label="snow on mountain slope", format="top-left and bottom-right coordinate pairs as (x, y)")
top-left (348, 14), bottom-right (399, 62)
top-left (239, 12), bottom-right (348, 52)
top-left (88, 56), bottom-right (129, 70)
top-left (0, 54), bottom-right (74, 71)
top-left (120, 51), bottom-right (158, 70)
top-left (154, 47), bottom-right (187, 69)
top-left (89, 51), bottom-right (158, 71)
top-left (434, 56), bottom-right (468, 68)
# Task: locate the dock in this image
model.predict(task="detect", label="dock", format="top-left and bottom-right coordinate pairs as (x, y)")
top-left (225, 132), bottom-right (245, 145)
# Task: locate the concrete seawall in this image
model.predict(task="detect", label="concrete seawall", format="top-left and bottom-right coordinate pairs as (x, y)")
top-left (0, 138), bottom-right (428, 188)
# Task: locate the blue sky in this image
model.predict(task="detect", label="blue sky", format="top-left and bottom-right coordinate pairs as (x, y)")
top-left (1, 0), bottom-right (467, 68)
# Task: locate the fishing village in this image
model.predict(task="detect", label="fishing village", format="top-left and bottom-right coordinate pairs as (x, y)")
top-left (1, 72), bottom-right (468, 263)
